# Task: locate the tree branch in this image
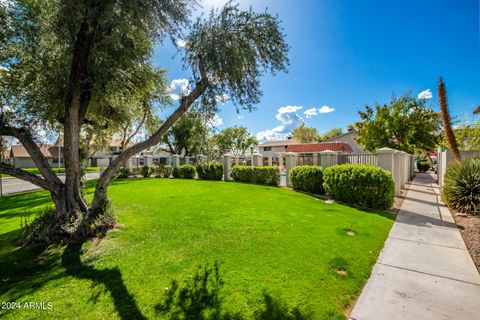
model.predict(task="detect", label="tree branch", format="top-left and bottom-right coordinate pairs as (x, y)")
top-left (121, 98), bottom-right (150, 150)
top-left (0, 125), bottom-right (63, 187)
top-left (0, 163), bottom-right (60, 192)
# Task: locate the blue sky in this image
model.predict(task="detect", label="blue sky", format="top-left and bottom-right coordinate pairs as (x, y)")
top-left (153, 0), bottom-right (480, 141)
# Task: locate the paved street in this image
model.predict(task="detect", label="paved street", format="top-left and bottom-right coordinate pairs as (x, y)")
top-left (0, 172), bottom-right (100, 195)
top-left (350, 173), bottom-right (480, 320)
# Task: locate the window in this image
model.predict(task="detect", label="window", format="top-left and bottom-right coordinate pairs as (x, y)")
top-left (263, 147), bottom-right (272, 151)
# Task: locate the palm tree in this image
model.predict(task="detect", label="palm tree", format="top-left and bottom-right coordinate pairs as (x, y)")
top-left (438, 77), bottom-right (462, 161)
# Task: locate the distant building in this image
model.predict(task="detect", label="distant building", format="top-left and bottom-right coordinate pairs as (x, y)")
top-left (322, 131), bottom-right (364, 153)
top-left (258, 138), bottom-right (299, 157)
top-left (9, 144), bottom-right (63, 168)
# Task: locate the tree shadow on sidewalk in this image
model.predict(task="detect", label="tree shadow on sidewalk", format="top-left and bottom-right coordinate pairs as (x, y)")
top-left (155, 260), bottom-right (312, 320)
top-left (61, 242), bottom-right (146, 320)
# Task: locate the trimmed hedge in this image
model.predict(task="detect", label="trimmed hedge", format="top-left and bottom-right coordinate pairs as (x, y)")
top-left (442, 159), bottom-right (480, 214)
top-left (417, 161), bottom-right (431, 172)
top-left (231, 166), bottom-right (280, 186)
top-left (323, 164), bottom-right (394, 210)
top-left (173, 164), bottom-right (196, 179)
top-left (197, 162), bottom-right (223, 180)
top-left (289, 166), bottom-right (324, 194)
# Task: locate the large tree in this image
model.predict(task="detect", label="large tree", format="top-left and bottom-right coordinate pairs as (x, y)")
top-left (0, 1), bottom-right (289, 243)
top-left (215, 126), bottom-right (258, 156)
top-left (354, 93), bottom-right (441, 154)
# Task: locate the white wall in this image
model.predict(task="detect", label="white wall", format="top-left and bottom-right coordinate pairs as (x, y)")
top-left (438, 148), bottom-right (480, 187)
top-left (324, 132), bottom-right (364, 153)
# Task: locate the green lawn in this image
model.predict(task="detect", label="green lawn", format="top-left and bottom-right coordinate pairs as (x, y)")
top-left (0, 179), bottom-right (394, 319)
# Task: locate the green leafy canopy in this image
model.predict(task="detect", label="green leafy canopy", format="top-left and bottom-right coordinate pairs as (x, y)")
top-left (354, 93), bottom-right (441, 155)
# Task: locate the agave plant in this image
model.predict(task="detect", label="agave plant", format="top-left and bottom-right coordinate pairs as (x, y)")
top-left (442, 159), bottom-right (480, 214)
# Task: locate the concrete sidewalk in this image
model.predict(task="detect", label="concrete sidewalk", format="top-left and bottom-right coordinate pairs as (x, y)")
top-left (350, 173), bottom-right (480, 320)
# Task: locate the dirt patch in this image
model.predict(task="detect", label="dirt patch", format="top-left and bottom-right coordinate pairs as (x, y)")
top-left (346, 230), bottom-right (356, 236)
top-left (452, 213), bottom-right (480, 272)
top-left (335, 269), bottom-right (348, 276)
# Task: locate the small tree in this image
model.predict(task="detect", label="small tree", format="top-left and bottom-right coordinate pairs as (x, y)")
top-left (215, 126), bottom-right (258, 156)
top-left (291, 123), bottom-right (321, 143)
top-left (162, 111), bottom-right (211, 156)
top-left (320, 128), bottom-right (342, 141)
top-left (354, 93), bottom-right (441, 154)
top-left (453, 120), bottom-right (480, 151)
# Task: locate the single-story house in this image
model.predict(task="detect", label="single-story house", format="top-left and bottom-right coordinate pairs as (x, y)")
top-left (9, 144), bottom-right (64, 168)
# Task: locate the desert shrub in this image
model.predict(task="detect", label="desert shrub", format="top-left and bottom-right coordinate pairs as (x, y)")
top-left (442, 159), bottom-right (480, 214)
top-left (174, 164), bottom-right (196, 179)
top-left (323, 164), bottom-right (394, 210)
top-left (117, 167), bottom-right (131, 178)
top-left (131, 167), bottom-right (141, 176)
top-left (417, 161), bottom-right (431, 172)
top-left (141, 165), bottom-right (151, 178)
top-left (289, 166), bottom-right (324, 194)
top-left (162, 165), bottom-right (173, 178)
top-left (231, 166), bottom-right (280, 186)
top-left (196, 162), bottom-right (223, 180)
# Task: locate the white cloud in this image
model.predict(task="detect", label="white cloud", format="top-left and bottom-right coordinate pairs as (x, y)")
top-left (176, 38), bottom-right (187, 48)
top-left (304, 107), bottom-right (318, 118)
top-left (208, 114), bottom-right (223, 127)
top-left (256, 105), bottom-right (305, 141)
top-left (303, 106), bottom-right (335, 118)
top-left (237, 115), bottom-right (245, 119)
top-left (169, 78), bottom-right (190, 101)
top-left (318, 105), bottom-right (335, 113)
top-left (418, 89), bottom-right (432, 100)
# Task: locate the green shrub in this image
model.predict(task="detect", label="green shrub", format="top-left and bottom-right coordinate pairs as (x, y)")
top-left (417, 161), bottom-right (431, 172)
top-left (197, 162), bottom-right (223, 180)
top-left (162, 165), bottom-right (173, 178)
top-left (117, 167), bottom-right (131, 178)
top-left (323, 164), bottom-right (394, 210)
top-left (442, 159), bottom-right (480, 214)
top-left (131, 167), bottom-right (141, 176)
top-left (289, 166), bottom-right (324, 194)
top-left (152, 165), bottom-right (172, 178)
top-left (174, 164), bottom-right (196, 179)
top-left (231, 166), bottom-right (280, 186)
top-left (141, 165), bottom-right (151, 178)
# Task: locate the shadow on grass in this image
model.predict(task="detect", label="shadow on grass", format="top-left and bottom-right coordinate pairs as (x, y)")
top-left (61, 242), bottom-right (146, 320)
top-left (155, 260), bottom-right (312, 320)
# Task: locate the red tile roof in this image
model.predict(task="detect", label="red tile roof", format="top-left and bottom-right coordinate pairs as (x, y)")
top-left (285, 142), bottom-right (353, 153)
